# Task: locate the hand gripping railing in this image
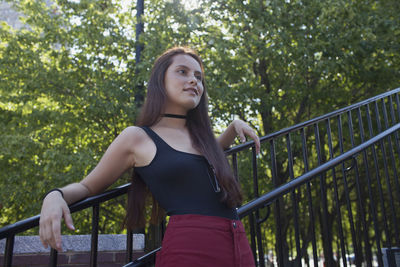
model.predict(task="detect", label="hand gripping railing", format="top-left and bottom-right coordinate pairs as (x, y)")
top-left (0, 184), bottom-right (131, 267)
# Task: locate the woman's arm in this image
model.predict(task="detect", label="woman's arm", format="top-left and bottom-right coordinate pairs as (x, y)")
top-left (217, 119), bottom-right (260, 154)
top-left (39, 126), bottom-right (142, 252)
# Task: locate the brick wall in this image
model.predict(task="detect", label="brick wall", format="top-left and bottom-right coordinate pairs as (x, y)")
top-left (0, 251), bottom-right (145, 267)
top-left (0, 234), bottom-right (145, 267)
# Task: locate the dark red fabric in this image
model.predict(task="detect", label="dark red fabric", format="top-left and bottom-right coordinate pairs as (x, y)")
top-left (156, 214), bottom-right (255, 267)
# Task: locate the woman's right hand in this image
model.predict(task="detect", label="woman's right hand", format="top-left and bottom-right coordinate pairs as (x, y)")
top-left (39, 191), bottom-right (75, 252)
top-left (37, 126), bottom-right (140, 251)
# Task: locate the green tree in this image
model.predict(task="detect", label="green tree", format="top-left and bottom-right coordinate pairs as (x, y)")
top-left (0, 0), bottom-right (137, 233)
top-left (200, 0), bottom-right (400, 264)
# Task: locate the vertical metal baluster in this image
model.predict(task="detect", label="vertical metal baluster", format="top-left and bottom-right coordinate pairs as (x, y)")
top-left (49, 248), bottom-right (58, 267)
top-left (237, 150), bottom-right (256, 264)
top-left (90, 204), bottom-right (100, 267)
top-left (356, 108), bottom-right (374, 267)
top-left (373, 100), bottom-right (393, 246)
top-left (286, 133), bottom-right (301, 265)
top-left (232, 152), bottom-right (239, 182)
top-left (396, 93), bottom-right (400, 120)
top-left (366, 104), bottom-right (386, 266)
top-left (388, 95), bottom-right (396, 126)
top-left (381, 98), bottom-right (390, 130)
top-left (347, 110), bottom-right (369, 267)
top-left (388, 95), bottom-right (400, 161)
top-left (387, 97), bottom-right (400, 240)
top-left (252, 146), bottom-right (265, 267)
top-left (252, 147), bottom-right (259, 201)
top-left (271, 139), bottom-right (284, 266)
top-left (384, 96), bottom-right (400, 235)
top-left (161, 219), bottom-right (166, 239)
top-left (380, 98), bottom-right (399, 245)
top-left (289, 227), bottom-right (293, 260)
top-left (325, 119), bottom-right (347, 267)
top-left (337, 114), bottom-right (359, 266)
top-left (4, 235), bottom-right (14, 267)
top-left (314, 123), bottom-right (334, 266)
top-left (300, 128), bottom-right (318, 267)
top-left (388, 94), bottom-right (400, 161)
top-left (248, 213), bottom-right (258, 265)
top-left (375, 101), bottom-right (382, 133)
top-left (367, 105), bottom-right (389, 231)
top-left (395, 93), bottom-right (400, 160)
top-left (126, 229), bottom-right (133, 263)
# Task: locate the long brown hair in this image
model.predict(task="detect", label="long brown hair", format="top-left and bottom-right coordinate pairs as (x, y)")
top-left (125, 47), bottom-right (243, 230)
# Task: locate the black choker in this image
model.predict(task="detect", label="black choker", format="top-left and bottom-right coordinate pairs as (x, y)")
top-left (163, 113), bottom-right (187, 119)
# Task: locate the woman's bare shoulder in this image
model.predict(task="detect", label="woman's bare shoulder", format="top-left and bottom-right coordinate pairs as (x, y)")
top-left (120, 126), bottom-right (155, 167)
top-left (119, 126), bottom-right (148, 146)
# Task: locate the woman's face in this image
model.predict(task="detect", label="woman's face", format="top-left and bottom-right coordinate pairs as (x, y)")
top-left (163, 54), bottom-right (204, 114)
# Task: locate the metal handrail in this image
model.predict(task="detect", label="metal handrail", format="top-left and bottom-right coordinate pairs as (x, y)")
top-left (237, 122), bottom-right (400, 217)
top-left (4, 116), bottom-right (396, 239)
top-left (0, 184), bottom-right (130, 239)
top-left (225, 87), bottom-right (400, 156)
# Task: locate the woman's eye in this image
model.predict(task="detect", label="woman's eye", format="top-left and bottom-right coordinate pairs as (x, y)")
top-left (196, 75), bottom-right (202, 81)
top-left (178, 69), bottom-right (186, 74)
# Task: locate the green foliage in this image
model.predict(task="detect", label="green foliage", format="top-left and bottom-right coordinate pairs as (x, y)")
top-left (0, 0), bottom-right (136, 232)
top-left (204, 0), bottom-right (400, 137)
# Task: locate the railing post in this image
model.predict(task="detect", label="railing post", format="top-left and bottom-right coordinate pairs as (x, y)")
top-left (4, 235), bottom-right (14, 267)
top-left (252, 147), bottom-right (265, 267)
top-left (366, 104), bottom-right (390, 266)
top-left (232, 152), bottom-right (239, 181)
top-left (314, 123), bottom-right (335, 266)
top-left (337, 115), bottom-right (359, 266)
top-left (90, 204), bottom-right (100, 267)
top-left (248, 212), bottom-right (258, 265)
top-left (381, 99), bottom-right (400, 244)
top-left (346, 110), bottom-right (368, 267)
top-left (126, 229), bottom-right (133, 263)
top-left (270, 139), bottom-right (284, 267)
top-left (286, 133), bottom-right (301, 265)
top-left (356, 108), bottom-right (374, 266)
top-left (48, 248), bottom-right (58, 267)
top-left (300, 128), bottom-right (318, 267)
top-left (326, 118), bottom-right (347, 267)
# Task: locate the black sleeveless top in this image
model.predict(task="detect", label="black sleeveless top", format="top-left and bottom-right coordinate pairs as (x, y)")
top-left (134, 126), bottom-right (238, 220)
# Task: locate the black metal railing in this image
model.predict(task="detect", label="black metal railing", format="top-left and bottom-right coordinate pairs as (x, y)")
top-left (0, 184), bottom-right (131, 267)
top-left (1, 88), bottom-right (400, 267)
top-left (223, 87), bottom-right (400, 267)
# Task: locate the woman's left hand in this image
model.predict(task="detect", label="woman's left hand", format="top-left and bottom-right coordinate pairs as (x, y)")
top-left (232, 119), bottom-right (261, 154)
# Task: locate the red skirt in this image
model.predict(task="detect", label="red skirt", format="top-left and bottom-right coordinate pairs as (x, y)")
top-left (155, 214), bottom-right (256, 267)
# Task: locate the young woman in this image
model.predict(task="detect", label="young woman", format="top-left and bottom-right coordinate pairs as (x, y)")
top-left (39, 47), bottom-right (260, 266)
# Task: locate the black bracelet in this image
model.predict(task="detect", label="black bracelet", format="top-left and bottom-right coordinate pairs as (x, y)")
top-left (42, 188), bottom-right (64, 200)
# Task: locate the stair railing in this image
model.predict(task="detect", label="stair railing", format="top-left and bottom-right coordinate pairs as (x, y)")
top-left (2, 88), bottom-right (400, 267)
